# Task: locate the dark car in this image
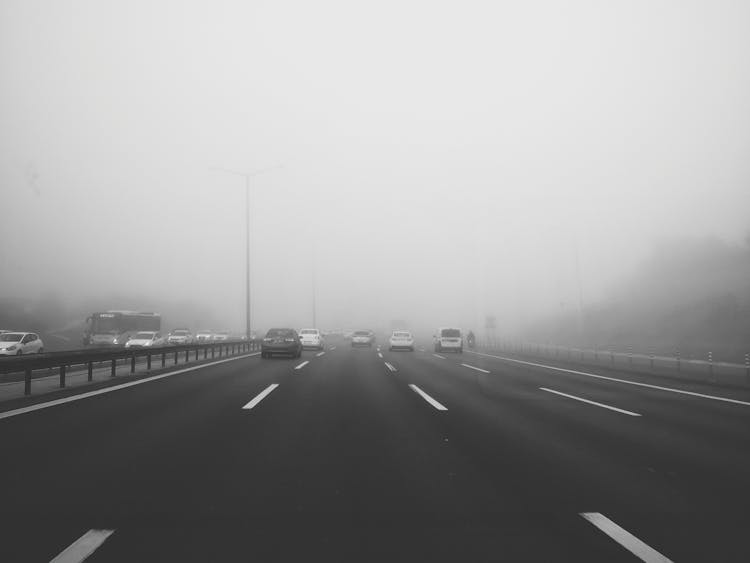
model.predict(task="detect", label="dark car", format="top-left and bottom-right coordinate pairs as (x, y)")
top-left (261, 328), bottom-right (302, 358)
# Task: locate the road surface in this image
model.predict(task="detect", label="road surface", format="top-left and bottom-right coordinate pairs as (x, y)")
top-left (1, 339), bottom-right (748, 561)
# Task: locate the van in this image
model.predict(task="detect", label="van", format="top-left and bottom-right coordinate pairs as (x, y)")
top-left (434, 327), bottom-right (462, 353)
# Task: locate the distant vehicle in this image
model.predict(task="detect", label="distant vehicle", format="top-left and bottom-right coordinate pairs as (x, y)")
top-left (261, 328), bottom-right (302, 358)
top-left (0, 329), bottom-right (12, 334)
top-left (84, 311), bottom-right (161, 347)
top-left (351, 330), bottom-right (374, 347)
top-left (389, 330), bottom-right (415, 352)
top-left (124, 331), bottom-right (165, 349)
top-left (0, 332), bottom-right (44, 356)
top-left (167, 329), bottom-right (194, 345)
top-left (195, 330), bottom-right (214, 342)
top-left (434, 327), bottom-right (463, 353)
top-left (213, 331), bottom-right (230, 342)
top-left (299, 328), bottom-right (324, 350)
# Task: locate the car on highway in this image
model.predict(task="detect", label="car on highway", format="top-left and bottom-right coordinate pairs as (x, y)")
top-left (389, 330), bottom-right (415, 351)
top-left (298, 328), bottom-right (325, 350)
top-left (434, 327), bottom-right (463, 353)
top-left (0, 332), bottom-right (44, 355)
top-left (167, 329), bottom-right (194, 345)
top-left (351, 330), bottom-right (374, 347)
top-left (213, 330), bottom-right (230, 342)
top-left (195, 330), bottom-right (214, 342)
top-left (124, 331), bottom-right (165, 348)
top-left (261, 328), bottom-right (302, 358)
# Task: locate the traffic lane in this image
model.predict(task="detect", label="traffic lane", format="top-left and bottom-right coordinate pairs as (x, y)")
top-left (0, 353), bottom-right (290, 516)
top-left (384, 348), bottom-right (693, 512)
top-left (404, 348), bottom-right (750, 509)
top-left (0, 351), bottom-right (321, 561)
top-left (466, 349), bottom-right (750, 403)
top-left (90, 340), bottom-right (635, 562)
top-left (388, 350), bottom-right (750, 561)
top-left (454, 350), bottom-right (750, 478)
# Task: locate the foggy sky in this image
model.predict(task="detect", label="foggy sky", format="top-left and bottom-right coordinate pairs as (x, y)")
top-left (2, 0), bottom-right (749, 335)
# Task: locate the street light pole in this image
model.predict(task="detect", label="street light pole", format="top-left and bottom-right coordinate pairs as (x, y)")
top-left (210, 164), bottom-right (283, 340)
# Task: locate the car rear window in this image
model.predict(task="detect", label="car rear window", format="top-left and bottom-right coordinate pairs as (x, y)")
top-left (135, 332), bottom-right (155, 339)
top-left (441, 329), bottom-right (461, 338)
top-left (393, 332), bottom-right (411, 338)
top-left (300, 329), bottom-right (318, 334)
top-left (354, 331), bottom-right (370, 336)
top-left (267, 329), bottom-right (294, 337)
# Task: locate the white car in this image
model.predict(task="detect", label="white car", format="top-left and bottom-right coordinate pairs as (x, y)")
top-left (213, 331), bottom-right (230, 342)
top-left (389, 330), bottom-right (414, 352)
top-left (167, 329), bottom-right (193, 345)
top-left (0, 332), bottom-right (44, 355)
top-left (351, 330), bottom-right (374, 347)
top-left (299, 328), bottom-right (324, 350)
top-left (434, 327), bottom-right (463, 353)
top-left (195, 330), bottom-right (214, 342)
top-left (124, 331), bottom-right (165, 348)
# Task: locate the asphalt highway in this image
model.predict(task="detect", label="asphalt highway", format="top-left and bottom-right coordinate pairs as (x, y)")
top-left (1, 337), bottom-right (749, 562)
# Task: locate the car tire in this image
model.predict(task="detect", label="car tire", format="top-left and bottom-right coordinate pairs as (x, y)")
top-left (17, 350), bottom-right (22, 355)
top-left (458, 348), bottom-right (463, 354)
top-left (409, 347), bottom-right (414, 352)
top-left (38, 348), bottom-right (44, 354)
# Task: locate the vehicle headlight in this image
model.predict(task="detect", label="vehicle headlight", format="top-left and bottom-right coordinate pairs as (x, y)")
top-left (145, 341), bottom-right (152, 346)
top-left (113, 339), bottom-right (119, 344)
top-left (284, 338), bottom-right (296, 342)
top-left (7, 345), bottom-right (17, 351)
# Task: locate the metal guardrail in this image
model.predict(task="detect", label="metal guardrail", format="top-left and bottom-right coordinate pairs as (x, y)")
top-left (0, 340), bottom-right (260, 396)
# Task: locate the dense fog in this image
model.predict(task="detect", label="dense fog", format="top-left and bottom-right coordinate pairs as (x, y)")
top-left (1, 1), bottom-right (749, 349)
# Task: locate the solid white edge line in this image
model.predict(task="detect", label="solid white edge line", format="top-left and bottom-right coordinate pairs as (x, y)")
top-left (384, 362), bottom-right (397, 372)
top-left (242, 383), bottom-right (279, 409)
top-left (540, 387), bottom-right (642, 417)
top-left (316, 351), bottom-right (325, 357)
top-left (51, 529), bottom-right (115, 563)
top-left (461, 363), bottom-right (490, 374)
top-left (294, 360), bottom-right (309, 370)
top-left (409, 384), bottom-right (448, 411)
top-left (580, 513), bottom-right (673, 563)
top-left (433, 354), bottom-right (446, 360)
top-left (329, 346), bottom-right (336, 350)
top-left (467, 350), bottom-right (750, 407)
top-left (0, 352), bottom-right (261, 421)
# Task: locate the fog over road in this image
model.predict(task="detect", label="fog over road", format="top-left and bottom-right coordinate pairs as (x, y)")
top-left (1, 338), bottom-right (749, 562)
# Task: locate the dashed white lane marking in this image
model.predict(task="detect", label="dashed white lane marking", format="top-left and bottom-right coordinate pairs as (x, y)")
top-left (580, 513), bottom-right (672, 562)
top-left (51, 529), bottom-right (115, 563)
top-left (433, 354), bottom-right (446, 360)
top-left (242, 384), bottom-right (279, 409)
top-left (0, 353), bottom-right (261, 421)
top-left (540, 387), bottom-right (642, 417)
top-left (418, 347), bottom-right (425, 352)
top-left (329, 346), bottom-right (337, 351)
top-left (409, 384), bottom-right (448, 411)
top-left (461, 363), bottom-right (490, 374)
top-left (294, 360), bottom-right (309, 370)
top-left (467, 350), bottom-right (750, 407)
top-left (378, 352), bottom-right (383, 359)
top-left (384, 362), bottom-right (397, 372)
top-left (316, 351), bottom-right (325, 357)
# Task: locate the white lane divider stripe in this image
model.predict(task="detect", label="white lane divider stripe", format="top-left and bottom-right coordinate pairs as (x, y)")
top-left (378, 352), bottom-right (383, 359)
top-left (409, 384), bottom-right (448, 411)
top-left (461, 363), bottom-right (490, 374)
top-left (580, 513), bottom-right (672, 562)
top-left (294, 361), bottom-right (309, 370)
top-left (540, 388), bottom-right (641, 417)
top-left (329, 346), bottom-right (337, 350)
top-left (51, 529), bottom-right (115, 563)
top-left (384, 362), bottom-right (397, 372)
top-left (468, 350), bottom-right (750, 407)
top-left (316, 351), bottom-right (325, 357)
top-left (433, 354), bottom-right (446, 360)
top-left (0, 353), bottom-right (261, 422)
top-left (242, 384), bottom-right (279, 409)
